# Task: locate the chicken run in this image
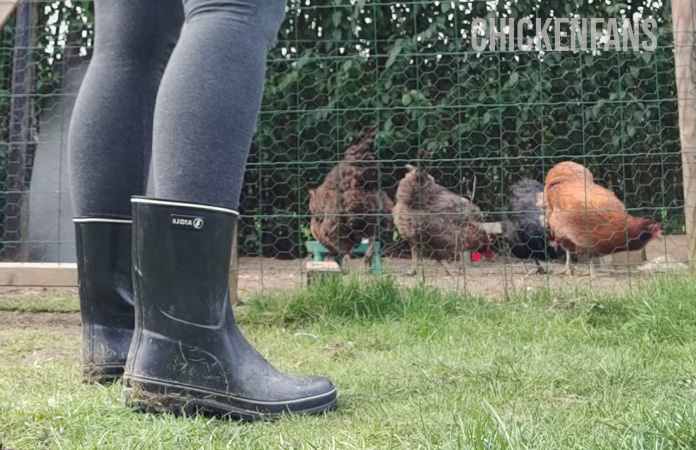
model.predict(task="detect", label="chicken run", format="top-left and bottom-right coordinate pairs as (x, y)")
top-left (305, 127), bottom-right (667, 280)
top-left (0, 0), bottom-right (685, 296)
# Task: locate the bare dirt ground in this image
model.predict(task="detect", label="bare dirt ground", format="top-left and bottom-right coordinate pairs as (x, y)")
top-left (0, 310), bottom-right (80, 367)
top-left (233, 255), bottom-right (685, 298)
top-left (0, 310), bottom-right (80, 329)
top-left (0, 255), bottom-right (686, 315)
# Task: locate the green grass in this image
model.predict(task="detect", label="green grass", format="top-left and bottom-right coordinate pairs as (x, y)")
top-left (2, 275), bottom-right (696, 449)
top-left (0, 292), bottom-right (78, 313)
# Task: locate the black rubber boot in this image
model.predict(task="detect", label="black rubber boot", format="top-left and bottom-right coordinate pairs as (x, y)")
top-left (124, 198), bottom-right (337, 420)
top-left (74, 217), bottom-right (135, 383)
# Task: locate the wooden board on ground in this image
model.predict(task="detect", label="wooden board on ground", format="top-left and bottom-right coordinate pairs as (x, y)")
top-left (0, 262), bottom-right (77, 287)
top-left (481, 222), bottom-right (503, 235)
top-left (304, 260), bottom-right (341, 286)
top-left (305, 261), bottom-right (341, 272)
top-left (645, 234), bottom-right (690, 263)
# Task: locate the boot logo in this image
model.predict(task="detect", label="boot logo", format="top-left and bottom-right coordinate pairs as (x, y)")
top-left (171, 215), bottom-right (205, 230)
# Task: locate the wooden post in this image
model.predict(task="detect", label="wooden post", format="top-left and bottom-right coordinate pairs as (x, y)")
top-left (672, 0), bottom-right (696, 271)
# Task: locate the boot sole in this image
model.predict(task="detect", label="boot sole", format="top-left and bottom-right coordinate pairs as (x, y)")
top-left (123, 375), bottom-right (338, 421)
top-left (83, 364), bottom-right (125, 384)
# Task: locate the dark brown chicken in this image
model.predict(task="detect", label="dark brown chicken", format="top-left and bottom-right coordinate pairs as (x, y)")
top-left (308, 126), bottom-right (393, 266)
top-left (393, 164), bottom-right (492, 275)
top-left (544, 161), bottom-right (662, 273)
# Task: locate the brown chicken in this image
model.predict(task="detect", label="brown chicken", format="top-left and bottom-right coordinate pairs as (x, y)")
top-left (393, 164), bottom-right (492, 276)
top-left (544, 161), bottom-right (662, 274)
top-left (308, 126), bottom-right (393, 266)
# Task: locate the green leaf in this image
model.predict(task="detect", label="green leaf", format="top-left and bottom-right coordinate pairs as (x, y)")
top-left (592, 102), bottom-right (603, 119)
top-left (296, 51), bottom-right (312, 69)
top-left (386, 40), bottom-right (404, 69)
top-left (402, 93), bottom-right (413, 106)
top-left (509, 72), bottom-right (519, 87)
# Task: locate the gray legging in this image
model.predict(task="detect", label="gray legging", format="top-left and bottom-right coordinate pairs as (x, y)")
top-left (68, 0), bottom-right (286, 217)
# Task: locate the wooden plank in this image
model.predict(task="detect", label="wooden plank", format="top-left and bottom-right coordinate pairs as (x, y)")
top-left (671, 0), bottom-right (696, 270)
top-left (0, 0), bottom-right (19, 29)
top-left (0, 262), bottom-right (77, 287)
top-left (481, 222), bottom-right (503, 235)
top-left (646, 234), bottom-right (691, 263)
top-left (304, 261), bottom-right (341, 287)
top-left (305, 261), bottom-right (341, 272)
top-left (611, 249), bottom-right (647, 265)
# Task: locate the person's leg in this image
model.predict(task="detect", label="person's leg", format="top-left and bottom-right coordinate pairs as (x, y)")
top-left (151, 0), bottom-right (286, 208)
top-left (68, 0), bottom-right (184, 383)
top-left (69, 0), bottom-right (184, 217)
top-left (124, 0), bottom-right (337, 419)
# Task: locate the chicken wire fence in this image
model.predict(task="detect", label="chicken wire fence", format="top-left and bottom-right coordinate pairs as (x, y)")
top-left (0, 0), bottom-right (690, 296)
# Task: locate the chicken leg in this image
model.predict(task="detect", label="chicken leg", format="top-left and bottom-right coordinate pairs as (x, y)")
top-left (362, 231), bottom-right (377, 271)
top-left (563, 249), bottom-right (574, 276)
top-left (404, 243), bottom-right (419, 276)
top-left (438, 259), bottom-right (455, 278)
top-left (527, 258), bottom-right (548, 276)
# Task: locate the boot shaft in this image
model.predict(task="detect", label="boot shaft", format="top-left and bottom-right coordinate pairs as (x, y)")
top-left (74, 218), bottom-right (134, 321)
top-left (74, 217), bottom-right (135, 381)
top-left (131, 198), bottom-right (238, 328)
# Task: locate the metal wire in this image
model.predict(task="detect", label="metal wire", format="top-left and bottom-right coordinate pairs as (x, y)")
top-left (0, 0), bottom-right (686, 297)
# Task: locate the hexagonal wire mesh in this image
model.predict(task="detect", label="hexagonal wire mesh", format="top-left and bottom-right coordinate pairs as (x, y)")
top-left (0, 0), bottom-right (688, 297)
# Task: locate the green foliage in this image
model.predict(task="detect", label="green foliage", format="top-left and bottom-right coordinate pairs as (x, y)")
top-left (35, 1), bottom-right (94, 97)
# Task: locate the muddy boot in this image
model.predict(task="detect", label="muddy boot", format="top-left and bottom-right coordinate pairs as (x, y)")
top-left (74, 217), bottom-right (135, 383)
top-left (123, 198), bottom-right (337, 420)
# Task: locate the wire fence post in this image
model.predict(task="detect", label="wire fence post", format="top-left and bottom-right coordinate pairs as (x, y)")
top-left (671, 0), bottom-right (696, 272)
